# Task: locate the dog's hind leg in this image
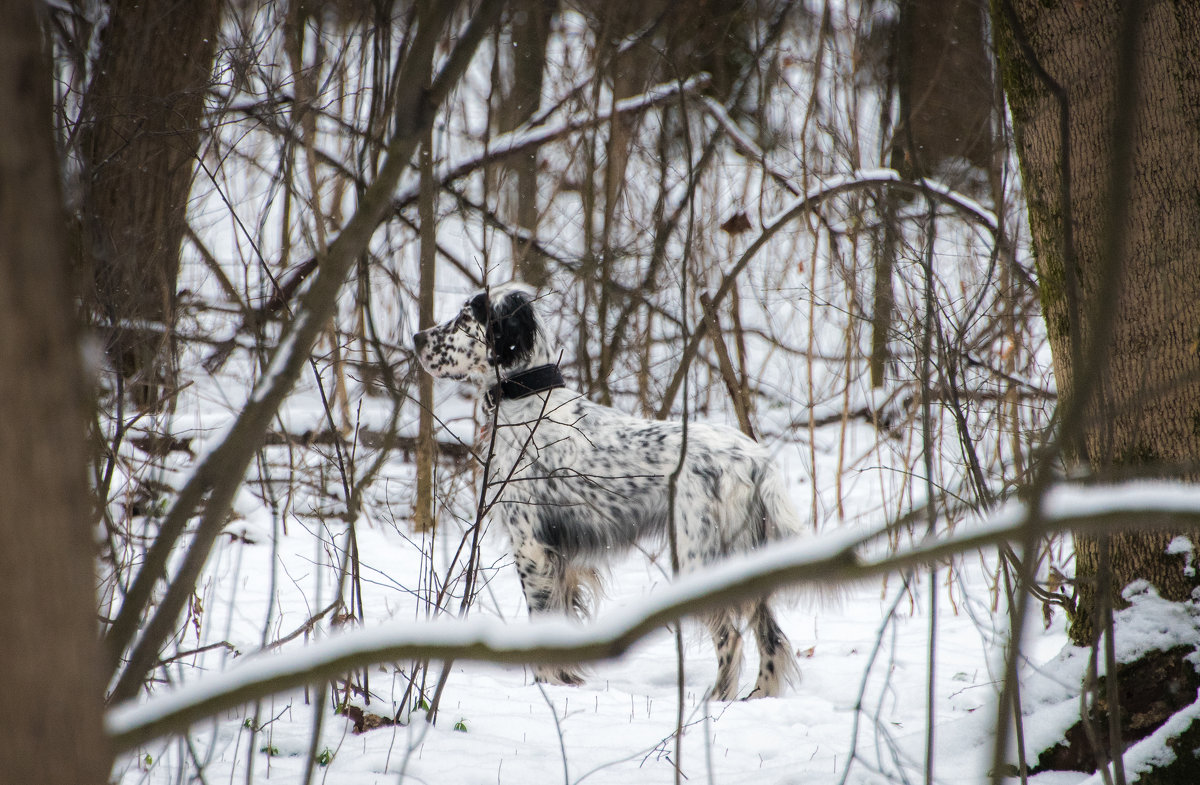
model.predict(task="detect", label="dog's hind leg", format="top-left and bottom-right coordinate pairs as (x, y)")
top-left (749, 600), bottom-right (798, 698)
top-left (706, 609), bottom-right (744, 701)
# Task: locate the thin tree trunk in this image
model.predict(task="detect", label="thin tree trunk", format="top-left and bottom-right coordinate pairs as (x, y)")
top-left (76, 0), bottom-right (221, 408)
top-left (870, 192), bottom-right (898, 388)
top-left (872, 0), bottom-right (997, 388)
top-left (498, 0), bottom-right (556, 288)
top-left (894, 0), bottom-right (996, 179)
top-left (414, 126), bottom-right (437, 533)
top-left (0, 2), bottom-right (109, 780)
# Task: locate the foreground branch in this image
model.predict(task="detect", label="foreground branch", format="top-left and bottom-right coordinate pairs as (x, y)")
top-left (106, 482), bottom-right (1200, 751)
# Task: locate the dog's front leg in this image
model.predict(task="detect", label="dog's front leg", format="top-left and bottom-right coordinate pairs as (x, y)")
top-left (509, 537), bottom-right (587, 686)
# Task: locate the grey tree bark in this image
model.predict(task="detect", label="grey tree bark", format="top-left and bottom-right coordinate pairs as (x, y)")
top-left (0, 1), bottom-right (109, 781)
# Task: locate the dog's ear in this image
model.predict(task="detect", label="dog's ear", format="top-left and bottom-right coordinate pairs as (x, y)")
top-left (469, 292), bottom-right (489, 326)
top-left (488, 289), bottom-right (538, 368)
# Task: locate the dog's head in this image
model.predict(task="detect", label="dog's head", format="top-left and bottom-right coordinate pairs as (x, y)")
top-left (413, 282), bottom-right (548, 386)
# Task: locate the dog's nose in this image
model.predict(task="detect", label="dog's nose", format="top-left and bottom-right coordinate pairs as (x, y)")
top-left (413, 331), bottom-right (428, 352)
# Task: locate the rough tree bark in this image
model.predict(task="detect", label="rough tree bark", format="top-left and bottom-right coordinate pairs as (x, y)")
top-left (996, 0), bottom-right (1200, 777)
top-left (996, 0), bottom-right (1200, 642)
top-left (76, 0), bottom-right (221, 408)
top-left (0, 1), bottom-right (109, 781)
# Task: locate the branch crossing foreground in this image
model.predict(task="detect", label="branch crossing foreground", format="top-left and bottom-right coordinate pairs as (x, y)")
top-left (106, 482), bottom-right (1200, 751)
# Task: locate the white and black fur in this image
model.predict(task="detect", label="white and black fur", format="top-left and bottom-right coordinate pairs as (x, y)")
top-left (413, 282), bottom-right (802, 699)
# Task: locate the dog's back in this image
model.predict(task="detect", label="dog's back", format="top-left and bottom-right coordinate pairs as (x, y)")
top-left (489, 390), bottom-right (803, 569)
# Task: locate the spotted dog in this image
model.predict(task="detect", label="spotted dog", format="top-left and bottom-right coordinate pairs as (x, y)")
top-left (413, 282), bottom-right (803, 699)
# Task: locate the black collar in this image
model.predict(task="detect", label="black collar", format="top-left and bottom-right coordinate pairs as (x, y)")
top-left (485, 364), bottom-right (566, 410)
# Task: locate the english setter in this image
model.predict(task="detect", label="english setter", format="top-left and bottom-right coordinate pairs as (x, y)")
top-left (413, 282), bottom-right (802, 699)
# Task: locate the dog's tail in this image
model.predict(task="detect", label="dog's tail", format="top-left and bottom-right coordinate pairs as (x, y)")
top-left (752, 461), bottom-right (807, 544)
top-left (750, 461), bottom-right (845, 609)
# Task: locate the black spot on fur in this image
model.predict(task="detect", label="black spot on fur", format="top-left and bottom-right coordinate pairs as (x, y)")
top-left (529, 589), bottom-right (551, 612)
top-left (691, 459), bottom-right (721, 500)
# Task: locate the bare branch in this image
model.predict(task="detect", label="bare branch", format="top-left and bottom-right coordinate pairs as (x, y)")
top-left (107, 483), bottom-right (1200, 751)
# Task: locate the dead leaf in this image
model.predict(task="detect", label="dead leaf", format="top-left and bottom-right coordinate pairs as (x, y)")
top-left (720, 212), bottom-right (753, 235)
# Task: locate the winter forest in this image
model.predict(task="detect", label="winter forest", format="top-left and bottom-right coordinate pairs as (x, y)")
top-left (4, 0), bottom-right (1200, 783)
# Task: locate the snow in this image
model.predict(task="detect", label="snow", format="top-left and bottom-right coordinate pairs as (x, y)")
top-left (1088, 696), bottom-right (1200, 784)
top-left (116, 481), bottom-right (1196, 781)
top-left (763, 168), bottom-right (997, 235)
top-left (1167, 536), bottom-right (1195, 577)
top-left (111, 550), bottom-right (1039, 784)
top-left (1108, 582), bottom-right (1200, 668)
top-left (395, 72), bottom-right (713, 209)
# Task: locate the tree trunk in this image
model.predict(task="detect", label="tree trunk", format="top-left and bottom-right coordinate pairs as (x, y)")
top-left (997, 1), bottom-right (1200, 778)
top-left (497, 0), bottom-right (556, 288)
top-left (870, 191), bottom-right (898, 389)
top-left (0, 2), bottom-right (109, 781)
top-left (77, 0), bottom-right (221, 408)
top-left (996, 0), bottom-right (1200, 645)
top-left (893, 0), bottom-right (996, 179)
top-left (414, 127), bottom-right (437, 533)
top-left (872, 0), bottom-right (998, 388)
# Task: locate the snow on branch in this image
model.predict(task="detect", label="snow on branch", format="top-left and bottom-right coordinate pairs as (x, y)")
top-left (698, 94), bottom-right (997, 231)
top-left (724, 169), bottom-right (991, 306)
top-left (106, 481), bottom-right (1200, 752)
top-left (762, 168), bottom-right (997, 234)
top-left (265, 73), bottom-right (711, 316)
top-left (391, 72), bottom-right (712, 208)
top-left (656, 162), bottom-right (1006, 417)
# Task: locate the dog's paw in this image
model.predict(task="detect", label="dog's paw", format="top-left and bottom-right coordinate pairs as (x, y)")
top-left (534, 666), bottom-right (586, 686)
